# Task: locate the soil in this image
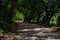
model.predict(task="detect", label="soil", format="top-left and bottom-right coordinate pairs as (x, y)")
top-left (0, 22), bottom-right (60, 40)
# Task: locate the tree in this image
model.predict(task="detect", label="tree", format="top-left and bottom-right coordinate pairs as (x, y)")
top-left (18, 0), bottom-right (44, 23)
top-left (42, 0), bottom-right (59, 26)
top-left (0, 0), bottom-right (18, 32)
top-left (18, 0), bottom-right (60, 26)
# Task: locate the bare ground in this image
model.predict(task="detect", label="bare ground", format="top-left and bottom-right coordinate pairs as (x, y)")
top-left (0, 22), bottom-right (60, 40)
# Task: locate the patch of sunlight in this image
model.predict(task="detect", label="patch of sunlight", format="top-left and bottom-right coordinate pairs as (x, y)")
top-left (50, 13), bottom-right (59, 25)
top-left (33, 28), bottom-right (43, 31)
top-left (31, 19), bottom-right (33, 22)
top-left (50, 20), bottom-right (57, 25)
top-left (50, 21), bottom-right (52, 24)
top-left (53, 21), bottom-right (57, 25)
top-left (16, 10), bottom-right (24, 21)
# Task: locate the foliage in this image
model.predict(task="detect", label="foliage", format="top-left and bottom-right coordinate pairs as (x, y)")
top-left (0, 0), bottom-right (18, 32)
top-left (17, 0), bottom-right (60, 26)
top-left (16, 10), bottom-right (24, 21)
top-left (0, 0), bottom-right (60, 32)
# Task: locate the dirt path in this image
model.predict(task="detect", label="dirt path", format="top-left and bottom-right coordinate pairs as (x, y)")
top-left (0, 22), bottom-right (60, 40)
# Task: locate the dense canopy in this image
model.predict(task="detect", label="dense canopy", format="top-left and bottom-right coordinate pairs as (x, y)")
top-left (17, 0), bottom-right (60, 26)
top-left (0, 0), bottom-right (60, 32)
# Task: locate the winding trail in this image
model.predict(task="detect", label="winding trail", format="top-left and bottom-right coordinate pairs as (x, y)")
top-left (1, 21), bottom-right (60, 40)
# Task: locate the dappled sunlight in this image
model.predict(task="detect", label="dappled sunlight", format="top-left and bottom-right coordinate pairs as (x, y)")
top-left (0, 0), bottom-right (60, 40)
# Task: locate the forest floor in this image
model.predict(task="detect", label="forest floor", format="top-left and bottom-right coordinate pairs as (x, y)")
top-left (0, 22), bottom-right (60, 40)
